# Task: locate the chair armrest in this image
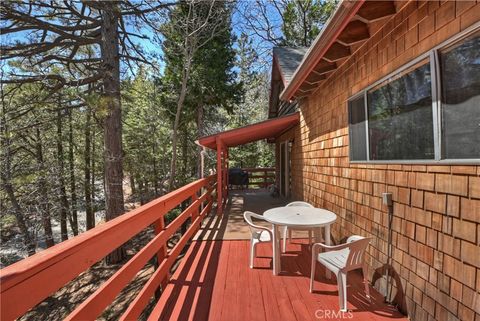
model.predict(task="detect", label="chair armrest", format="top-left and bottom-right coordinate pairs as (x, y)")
top-left (247, 213), bottom-right (273, 232)
top-left (311, 242), bottom-right (351, 252)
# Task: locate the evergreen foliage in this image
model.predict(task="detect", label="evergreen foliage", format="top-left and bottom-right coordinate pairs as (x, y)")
top-left (0, 0), bottom-right (331, 266)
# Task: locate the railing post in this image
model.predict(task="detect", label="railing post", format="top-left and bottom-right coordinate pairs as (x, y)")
top-left (225, 148), bottom-right (229, 196)
top-left (223, 147), bottom-right (228, 199)
top-left (191, 191), bottom-right (199, 220)
top-left (206, 179), bottom-right (213, 212)
top-left (264, 169), bottom-right (267, 188)
top-left (153, 217), bottom-right (168, 291)
top-left (216, 138), bottom-right (223, 215)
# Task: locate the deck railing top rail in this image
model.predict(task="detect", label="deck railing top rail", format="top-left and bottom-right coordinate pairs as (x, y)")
top-left (0, 175), bottom-right (217, 321)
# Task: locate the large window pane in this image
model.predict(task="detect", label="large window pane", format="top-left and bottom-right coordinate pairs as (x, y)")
top-left (348, 96), bottom-right (367, 161)
top-left (367, 60), bottom-right (434, 160)
top-left (439, 31), bottom-right (480, 159)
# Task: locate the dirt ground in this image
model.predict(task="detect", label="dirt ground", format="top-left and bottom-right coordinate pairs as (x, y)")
top-left (20, 228), bottom-right (186, 321)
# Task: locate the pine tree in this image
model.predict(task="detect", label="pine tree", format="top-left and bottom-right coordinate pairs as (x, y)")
top-left (159, 0), bottom-right (242, 189)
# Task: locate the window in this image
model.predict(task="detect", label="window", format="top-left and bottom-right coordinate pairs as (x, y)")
top-left (348, 28), bottom-right (480, 162)
top-left (367, 60), bottom-right (434, 160)
top-left (439, 32), bottom-right (480, 159)
top-left (348, 96), bottom-right (367, 161)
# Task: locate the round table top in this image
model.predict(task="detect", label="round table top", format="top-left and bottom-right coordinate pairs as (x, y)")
top-left (263, 206), bottom-right (337, 227)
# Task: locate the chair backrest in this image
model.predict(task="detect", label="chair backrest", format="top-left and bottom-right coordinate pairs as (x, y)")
top-left (286, 201), bottom-right (314, 208)
top-left (346, 235), bottom-right (365, 243)
top-left (344, 236), bottom-right (370, 271)
top-left (243, 211), bottom-right (269, 233)
top-left (243, 211), bottom-right (256, 227)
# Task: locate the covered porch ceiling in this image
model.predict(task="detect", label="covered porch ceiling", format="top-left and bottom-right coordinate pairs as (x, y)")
top-left (196, 112), bottom-right (300, 150)
top-left (196, 112), bottom-right (299, 215)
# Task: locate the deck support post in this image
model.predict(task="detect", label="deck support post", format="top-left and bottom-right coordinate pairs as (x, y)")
top-left (224, 148), bottom-right (229, 197)
top-left (191, 192), bottom-right (199, 220)
top-left (200, 146), bottom-right (206, 179)
top-left (153, 216), bottom-right (168, 295)
top-left (216, 138), bottom-right (223, 215)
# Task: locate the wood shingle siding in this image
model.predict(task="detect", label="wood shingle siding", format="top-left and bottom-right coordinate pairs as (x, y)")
top-left (277, 1), bottom-right (480, 320)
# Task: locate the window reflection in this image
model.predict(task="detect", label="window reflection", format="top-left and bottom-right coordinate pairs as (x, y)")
top-left (440, 31), bottom-right (480, 159)
top-left (348, 96), bottom-right (367, 161)
top-left (367, 60), bottom-right (434, 160)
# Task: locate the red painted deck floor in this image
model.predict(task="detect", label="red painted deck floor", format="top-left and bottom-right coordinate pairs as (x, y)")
top-left (150, 238), bottom-right (407, 321)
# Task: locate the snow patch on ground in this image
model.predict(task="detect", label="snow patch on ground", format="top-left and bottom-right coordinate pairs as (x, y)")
top-left (0, 211), bottom-right (105, 268)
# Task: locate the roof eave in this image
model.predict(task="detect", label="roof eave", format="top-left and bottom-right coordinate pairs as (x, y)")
top-left (197, 112), bottom-right (300, 150)
top-left (279, 0), bottom-right (365, 101)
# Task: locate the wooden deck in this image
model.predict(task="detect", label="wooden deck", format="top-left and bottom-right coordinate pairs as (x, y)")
top-left (151, 190), bottom-right (407, 321)
top-left (193, 189), bottom-right (288, 241)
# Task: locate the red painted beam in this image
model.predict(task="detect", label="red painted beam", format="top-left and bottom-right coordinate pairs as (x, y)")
top-left (197, 113), bottom-right (299, 150)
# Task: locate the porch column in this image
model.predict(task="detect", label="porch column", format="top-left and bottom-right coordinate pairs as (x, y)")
top-left (225, 148), bottom-right (229, 197)
top-left (200, 146), bottom-right (206, 178)
top-left (216, 137), bottom-right (223, 215)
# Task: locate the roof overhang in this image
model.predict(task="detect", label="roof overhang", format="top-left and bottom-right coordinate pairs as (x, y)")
top-left (268, 56), bottom-right (284, 118)
top-left (280, 0), bottom-right (399, 100)
top-left (196, 113), bottom-right (300, 150)
top-left (269, 47), bottom-right (308, 118)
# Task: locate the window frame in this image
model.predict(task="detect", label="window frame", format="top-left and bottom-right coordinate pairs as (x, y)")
top-left (347, 92), bottom-right (368, 161)
top-left (348, 23), bottom-right (480, 165)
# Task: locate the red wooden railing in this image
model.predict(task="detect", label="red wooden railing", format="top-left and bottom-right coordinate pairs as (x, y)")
top-left (230, 167), bottom-right (275, 189)
top-left (0, 175), bottom-right (216, 321)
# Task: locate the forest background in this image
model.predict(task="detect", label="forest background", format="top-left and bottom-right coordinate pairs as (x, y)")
top-left (0, 0), bottom-right (336, 267)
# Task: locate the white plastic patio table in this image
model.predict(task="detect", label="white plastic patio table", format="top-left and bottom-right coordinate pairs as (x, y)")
top-left (263, 206), bottom-right (337, 277)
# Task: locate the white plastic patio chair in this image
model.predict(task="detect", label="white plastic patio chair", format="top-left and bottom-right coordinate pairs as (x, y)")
top-left (310, 235), bottom-right (371, 312)
top-left (282, 201), bottom-right (314, 252)
top-left (244, 211), bottom-right (273, 269)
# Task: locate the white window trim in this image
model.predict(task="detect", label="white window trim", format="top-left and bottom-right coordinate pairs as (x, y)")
top-left (348, 22), bottom-right (480, 165)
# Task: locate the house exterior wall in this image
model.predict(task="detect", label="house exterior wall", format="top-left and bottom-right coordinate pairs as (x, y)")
top-left (277, 2), bottom-right (480, 321)
top-left (275, 128), bottom-right (295, 195)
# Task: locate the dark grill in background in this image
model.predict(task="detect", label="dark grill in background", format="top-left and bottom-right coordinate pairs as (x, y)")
top-left (228, 168), bottom-right (249, 188)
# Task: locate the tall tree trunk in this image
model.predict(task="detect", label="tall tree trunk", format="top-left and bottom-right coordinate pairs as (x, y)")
top-left (35, 127), bottom-right (54, 248)
top-left (101, 3), bottom-right (126, 264)
top-left (302, 5), bottom-right (308, 47)
top-left (168, 56), bottom-right (191, 191)
top-left (2, 178), bottom-right (36, 255)
top-left (129, 175), bottom-right (136, 196)
top-left (91, 121), bottom-right (96, 213)
top-left (68, 110), bottom-right (79, 235)
top-left (84, 107), bottom-right (94, 230)
top-left (56, 107), bottom-right (70, 241)
top-left (0, 107), bottom-right (36, 255)
top-left (139, 179), bottom-right (146, 205)
top-left (181, 130), bottom-right (188, 184)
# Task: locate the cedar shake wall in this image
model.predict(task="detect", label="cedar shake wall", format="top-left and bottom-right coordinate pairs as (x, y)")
top-left (278, 1), bottom-right (480, 321)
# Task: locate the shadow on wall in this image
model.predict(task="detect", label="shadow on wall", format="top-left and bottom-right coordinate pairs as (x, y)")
top-left (372, 264), bottom-right (408, 316)
top-left (289, 99), bottom-right (350, 209)
top-left (292, 103), bottom-right (409, 317)
top-left (301, 96), bottom-right (348, 146)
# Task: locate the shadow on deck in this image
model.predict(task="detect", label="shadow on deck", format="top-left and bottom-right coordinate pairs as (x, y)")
top-left (156, 190), bottom-right (407, 321)
top-left (193, 189), bottom-right (287, 241)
